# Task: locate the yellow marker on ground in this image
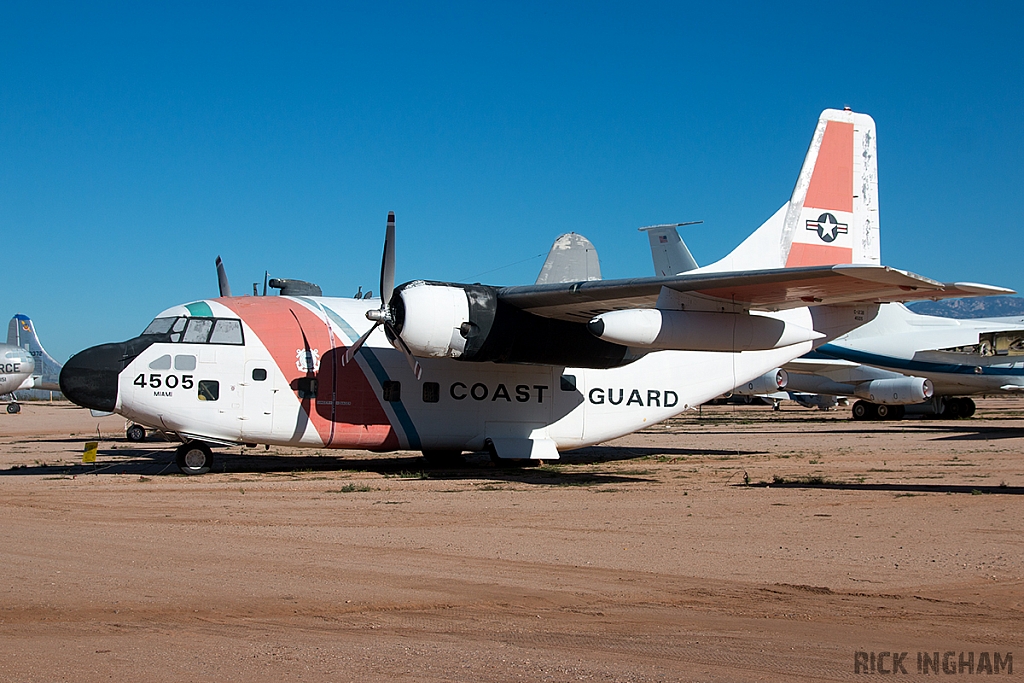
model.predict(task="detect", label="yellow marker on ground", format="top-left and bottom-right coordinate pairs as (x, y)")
top-left (83, 441), bottom-right (98, 464)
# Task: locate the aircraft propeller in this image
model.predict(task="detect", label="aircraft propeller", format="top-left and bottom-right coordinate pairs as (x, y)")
top-left (342, 212), bottom-right (422, 379)
top-left (215, 256), bottom-right (232, 297)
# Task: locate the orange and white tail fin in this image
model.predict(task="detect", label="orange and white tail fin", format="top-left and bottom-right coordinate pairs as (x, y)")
top-left (703, 109), bottom-right (879, 272)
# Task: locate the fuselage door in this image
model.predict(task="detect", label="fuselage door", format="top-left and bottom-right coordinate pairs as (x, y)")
top-left (241, 360), bottom-right (276, 441)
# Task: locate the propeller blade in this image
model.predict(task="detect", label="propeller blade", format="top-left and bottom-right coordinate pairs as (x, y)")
top-left (215, 256), bottom-right (232, 297)
top-left (342, 322), bottom-right (379, 366)
top-left (387, 323), bottom-right (423, 380)
top-left (380, 211), bottom-right (396, 306)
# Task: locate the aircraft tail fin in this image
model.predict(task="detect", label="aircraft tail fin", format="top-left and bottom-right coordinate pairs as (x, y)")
top-left (8, 314), bottom-right (62, 390)
top-left (535, 233), bottom-right (602, 284)
top-left (704, 109), bottom-right (880, 272)
top-left (641, 225), bottom-right (700, 276)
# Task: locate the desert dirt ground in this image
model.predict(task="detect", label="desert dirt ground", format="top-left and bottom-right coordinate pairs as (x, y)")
top-left (1, 399), bottom-right (1022, 682)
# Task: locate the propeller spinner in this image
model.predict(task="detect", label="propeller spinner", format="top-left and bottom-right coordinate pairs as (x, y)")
top-left (342, 212), bottom-right (422, 379)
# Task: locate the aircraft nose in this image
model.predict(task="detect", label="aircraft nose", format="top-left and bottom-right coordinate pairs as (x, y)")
top-left (59, 342), bottom-right (126, 412)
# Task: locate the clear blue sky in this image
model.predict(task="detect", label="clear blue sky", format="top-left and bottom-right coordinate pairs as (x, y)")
top-left (3, 2), bottom-right (1022, 362)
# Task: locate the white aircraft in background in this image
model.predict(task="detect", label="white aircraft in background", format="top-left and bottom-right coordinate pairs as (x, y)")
top-left (1, 314), bottom-right (63, 413)
top-left (784, 306), bottom-right (1024, 420)
top-left (59, 109), bottom-right (1007, 474)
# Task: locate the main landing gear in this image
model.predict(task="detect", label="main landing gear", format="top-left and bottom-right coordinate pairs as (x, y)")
top-left (6, 402), bottom-right (20, 414)
top-left (175, 441), bottom-right (214, 475)
top-left (851, 397), bottom-right (976, 421)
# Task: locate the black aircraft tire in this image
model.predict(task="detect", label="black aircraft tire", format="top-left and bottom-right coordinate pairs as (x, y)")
top-left (126, 424), bottom-right (146, 442)
top-left (7, 403), bottom-right (20, 414)
top-left (943, 398), bottom-right (962, 420)
top-left (175, 442), bottom-right (213, 475)
top-left (890, 405), bottom-right (906, 420)
top-left (875, 404), bottom-right (892, 420)
top-left (962, 398), bottom-right (977, 418)
top-left (852, 401), bottom-right (876, 421)
top-left (422, 450), bottom-right (464, 467)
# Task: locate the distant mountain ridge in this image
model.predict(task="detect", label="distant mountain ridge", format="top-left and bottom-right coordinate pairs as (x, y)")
top-left (907, 296), bottom-right (1024, 319)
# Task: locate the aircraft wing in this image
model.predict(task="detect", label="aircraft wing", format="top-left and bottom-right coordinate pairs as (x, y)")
top-left (497, 265), bottom-right (1013, 322)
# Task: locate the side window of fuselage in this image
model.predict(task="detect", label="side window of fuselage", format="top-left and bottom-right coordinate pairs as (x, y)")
top-left (197, 380), bottom-right (219, 401)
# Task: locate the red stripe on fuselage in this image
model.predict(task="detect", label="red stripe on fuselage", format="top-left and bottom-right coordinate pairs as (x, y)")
top-left (217, 297), bottom-right (399, 449)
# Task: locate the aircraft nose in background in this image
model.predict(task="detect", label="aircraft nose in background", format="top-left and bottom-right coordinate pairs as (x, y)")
top-left (59, 343), bottom-right (125, 413)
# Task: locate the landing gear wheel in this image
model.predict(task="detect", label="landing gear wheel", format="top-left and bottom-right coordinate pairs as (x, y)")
top-left (875, 404), bottom-right (892, 420)
top-left (962, 398), bottom-right (977, 418)
top-left (126, 424), bottom-right (146, 442)
top-left (175, 441), bottom-right (213, 475)
top-left (890, 404), bottom-right (906, 420)
top-left (852, 400), bottom-right (877, 421)
top-left (6, 403), bottom-right (20, 414)
top-left (422, 450), bottom-right (464, 467)
top-left (943, 398), bottom-right (962, 419)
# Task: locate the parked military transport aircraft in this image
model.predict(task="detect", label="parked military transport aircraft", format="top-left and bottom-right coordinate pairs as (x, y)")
top-left (60, 109), bottom-right (1009, 473)
top-left (1, 314), bottom-right (62, 413)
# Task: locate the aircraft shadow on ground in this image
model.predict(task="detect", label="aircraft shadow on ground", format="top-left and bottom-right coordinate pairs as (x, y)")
top-left (686, 423), bottom-right (1024, 440)
top-left (740, 481), bottom-right (1024, 495)
top-left (0, 442), bottom-right (750, 485)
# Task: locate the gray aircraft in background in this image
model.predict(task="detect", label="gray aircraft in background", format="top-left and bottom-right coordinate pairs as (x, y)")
top-left (1, 314), bottom-right (62, 413)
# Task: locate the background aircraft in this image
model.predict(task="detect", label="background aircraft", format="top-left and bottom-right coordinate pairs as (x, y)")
top-left (58, 109), bottom-right (1007, 473)
top-left (1, 314), bottom-right (62, 413)
top-left (785, 305), bottom-right (1024, 419)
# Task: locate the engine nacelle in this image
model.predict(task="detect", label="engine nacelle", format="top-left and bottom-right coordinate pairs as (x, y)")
top-left (732, 369), bottom-right (789, 396)
top-left (854, 377), bottom-right (933, 405)
top-left (390, 282), bottom-right (471, 358)
top-left (587, 309), bottom-right (822, 352)
top-left (389, 281), bottom-right (633, 368)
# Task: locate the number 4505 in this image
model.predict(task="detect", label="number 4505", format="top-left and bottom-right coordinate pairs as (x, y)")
top-left (134, 373), bottom-right (194, 389)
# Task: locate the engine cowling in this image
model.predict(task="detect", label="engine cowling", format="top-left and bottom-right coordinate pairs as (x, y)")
top-left (389, 281), bottom-right (634, 368)
top-left (732, 369), bottom-right (789, 396)
top-left (389, 282), bottom-right (471, 358)
top-left (854, 377), bottom-right (933, 405)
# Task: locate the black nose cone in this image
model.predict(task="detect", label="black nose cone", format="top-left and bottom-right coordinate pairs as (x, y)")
top-left (60, 343), bottom-right (125, 412)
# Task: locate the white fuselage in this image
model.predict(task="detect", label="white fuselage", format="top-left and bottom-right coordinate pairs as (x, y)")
top-left (0, 344), bottom-right (35, 396)
top-left (113, 296), bottom-right (814, 452)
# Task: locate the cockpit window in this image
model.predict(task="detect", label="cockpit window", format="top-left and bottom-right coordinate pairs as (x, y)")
top-left (142, 316), bottom-right (244, 345)
top-left (209, 319), bottom-right (243, 345)
top-left (142, 317), bottom-right (178, 335)
top-left (149, 355), bottom-right (172, 370)
top-left (182, 319), bottom-right (214, 344)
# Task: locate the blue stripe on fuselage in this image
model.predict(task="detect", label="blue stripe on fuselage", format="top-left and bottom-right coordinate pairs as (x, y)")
top-left (817, 343), bottom-right (1024, 376)
top-left (297, 298), bottom-right (422, 449)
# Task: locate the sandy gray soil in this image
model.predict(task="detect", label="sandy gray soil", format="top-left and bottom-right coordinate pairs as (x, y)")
top-left (1, 399), bottom-right (1022, 681)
